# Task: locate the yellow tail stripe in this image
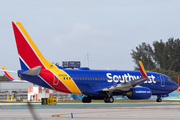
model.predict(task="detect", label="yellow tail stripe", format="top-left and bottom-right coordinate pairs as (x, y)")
top-left (1, 65), bottom-right (11, 77)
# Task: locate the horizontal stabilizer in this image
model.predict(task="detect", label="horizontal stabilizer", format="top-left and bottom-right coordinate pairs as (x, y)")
top-left (22, 66), bottom-right (42, 76)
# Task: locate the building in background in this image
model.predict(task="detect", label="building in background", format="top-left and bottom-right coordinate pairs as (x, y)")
top-left (0, 82), bottom-right (69, 101)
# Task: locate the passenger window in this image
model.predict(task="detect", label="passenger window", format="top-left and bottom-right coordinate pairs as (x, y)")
top-left (64, 77), bottom-right (65, 80)
top-left (77, 77), bottom-right (79, 80)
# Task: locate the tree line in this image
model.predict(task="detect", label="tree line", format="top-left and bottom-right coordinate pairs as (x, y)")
top-left (131, 38), bottom-right (180, 84)
top-left (0, 75), bottom-right (9, 81)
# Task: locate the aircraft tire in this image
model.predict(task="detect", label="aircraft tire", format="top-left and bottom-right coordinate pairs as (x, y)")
top-left (104, 97), bottom-right (108, 103)
top-left (108, 97), bottom-right (114, 103)
top-left (104, 97), bottom-right (114, 103)
top-left (156, 98), bottom-right (162, 102)
top-left (87, 97), bottom-right (92, 103)
top-left (156, 95), bottom-right (162, 102)
top-left (82, 97), bottom-right (91, 103)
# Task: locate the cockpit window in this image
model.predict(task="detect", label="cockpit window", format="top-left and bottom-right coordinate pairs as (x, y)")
top-left (168, 78), bottom-right (173, 82)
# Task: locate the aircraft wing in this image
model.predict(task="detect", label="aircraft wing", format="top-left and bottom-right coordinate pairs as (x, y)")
top-left (101, 61), bottom-right (149, 92)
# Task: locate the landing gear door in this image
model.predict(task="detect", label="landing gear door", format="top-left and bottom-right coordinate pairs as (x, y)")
top-left (160, 75), bottom-right (165, 87)
top-left (53, 74), bottom-right (59, 85)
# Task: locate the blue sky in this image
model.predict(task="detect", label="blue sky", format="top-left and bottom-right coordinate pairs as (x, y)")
top-left (0, 0), bottom-right (180, 78)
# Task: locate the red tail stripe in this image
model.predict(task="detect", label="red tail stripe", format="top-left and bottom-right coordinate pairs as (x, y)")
top-left (12, 22), bottom-right (46, 69)
top-left (4, 71), bottom-right (14, 80)
top-left (140, 65), bottom-right (148, 79)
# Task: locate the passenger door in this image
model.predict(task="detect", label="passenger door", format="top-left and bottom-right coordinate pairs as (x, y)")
top-left (160, 75), bottom-right (165, 87)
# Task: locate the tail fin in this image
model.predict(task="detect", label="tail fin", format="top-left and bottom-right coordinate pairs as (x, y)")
top-left (139, 61), bottom-right (148, 79)
top-left (12, 22), bottom-right (56, 70)
top-left (2, 65), bottom-right (15, 81)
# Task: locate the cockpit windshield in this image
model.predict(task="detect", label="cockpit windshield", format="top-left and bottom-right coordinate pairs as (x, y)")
top-left (168, 77), bottom-right (173, 82)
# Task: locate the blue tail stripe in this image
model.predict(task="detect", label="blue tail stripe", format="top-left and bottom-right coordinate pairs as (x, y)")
top-left (19, 58), bottom-right (29, 70)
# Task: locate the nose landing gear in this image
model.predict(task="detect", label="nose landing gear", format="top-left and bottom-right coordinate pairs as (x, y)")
top-left (156, 95), bottom-right (162, 102)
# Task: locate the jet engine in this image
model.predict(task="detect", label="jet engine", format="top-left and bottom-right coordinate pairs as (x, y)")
top-left (126, 87), bottom-right (151, 100)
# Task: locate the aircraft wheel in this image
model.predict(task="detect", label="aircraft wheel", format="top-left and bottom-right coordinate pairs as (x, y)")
top-left (82, 97), bottom-right (92, 103)
top-left (156, 98), bottom-right (162, 102)
top-left (156, 95), bottom-right (162, 102)
top-left (87, 97), bottom-right (92, 103)
top-left (104, 97), bottom-right (108, 103)
top-left (104, 97), bottom-right (114, 103)
top-left (108, 97), bottom-right (114, 103)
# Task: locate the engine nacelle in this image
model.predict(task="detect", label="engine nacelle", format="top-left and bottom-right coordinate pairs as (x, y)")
top-left (126, 87), bottom-right (151, 100)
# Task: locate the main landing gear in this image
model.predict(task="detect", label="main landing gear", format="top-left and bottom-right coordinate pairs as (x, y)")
top-left (156, 95), bottom-right (162, 102)
top-left (104, 91), bottom-right (114, 103)
top-left (82, 96), bottom-right (92, 103)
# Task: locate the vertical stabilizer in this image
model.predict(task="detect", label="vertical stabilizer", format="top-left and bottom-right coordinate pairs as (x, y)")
top-left (12, 22), bottom-right (56, 70)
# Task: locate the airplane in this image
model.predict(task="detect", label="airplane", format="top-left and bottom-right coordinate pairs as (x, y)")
top-left (1, 65), bottom-right (28, 82)
top-left (3, 21), bottom-right (178, 103)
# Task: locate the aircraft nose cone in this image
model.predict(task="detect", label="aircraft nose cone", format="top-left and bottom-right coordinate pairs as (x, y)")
top-left (173, 81), bottom-right (179, 91)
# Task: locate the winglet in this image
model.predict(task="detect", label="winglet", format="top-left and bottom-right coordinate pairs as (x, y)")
top-left (139, 61), bottom-right (148, 79)
top-left (1, 65), bottom-right (15, 81)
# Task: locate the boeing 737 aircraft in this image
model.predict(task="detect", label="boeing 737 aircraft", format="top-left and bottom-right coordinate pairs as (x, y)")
top-left (2, 21), bottom-right (178, 103)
